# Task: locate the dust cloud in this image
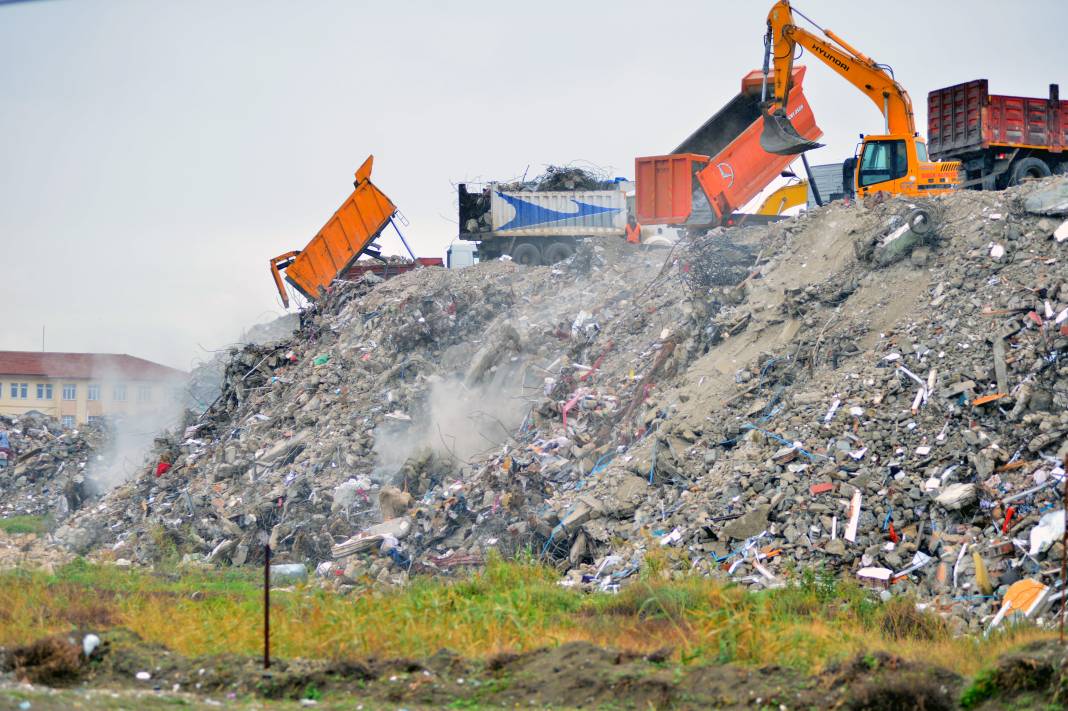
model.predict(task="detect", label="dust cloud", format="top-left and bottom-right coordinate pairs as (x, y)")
top-left (371, 361), bottom-right (535, 482)
top-left (84, 371), bottom-right (186, 496)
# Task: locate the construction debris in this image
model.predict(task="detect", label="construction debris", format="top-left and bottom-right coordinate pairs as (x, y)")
top-left (44, 176), bottom-right (1068, 632)
top-left (0, 413), bottom-right (107, 521)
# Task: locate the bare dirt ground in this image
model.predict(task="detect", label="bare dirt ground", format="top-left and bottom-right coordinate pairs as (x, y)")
top-left (3, 628), bottom-right (1066, 710)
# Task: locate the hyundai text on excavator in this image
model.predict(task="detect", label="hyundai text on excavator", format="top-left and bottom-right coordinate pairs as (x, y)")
top-left (758, 0), bottom-right (960, 199)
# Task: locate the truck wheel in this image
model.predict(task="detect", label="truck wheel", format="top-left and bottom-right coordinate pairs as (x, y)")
top-left (543, 242), bottom-right (575, 264)
top-left (511, 242), bottom-right (542, 266)
top-left (1009, 157), bottom-right (1051, 186)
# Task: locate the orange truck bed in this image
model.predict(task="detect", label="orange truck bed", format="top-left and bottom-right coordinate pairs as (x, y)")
top-left (269, 156), bottom-right (398, 307)
top-left (635, 67), bottom-right (822, 227)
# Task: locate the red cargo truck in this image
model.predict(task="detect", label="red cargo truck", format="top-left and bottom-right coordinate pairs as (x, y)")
top-left (635, 67), bottom-right (822, 229)
top-left (928, 80), bottom-right (1067, 189)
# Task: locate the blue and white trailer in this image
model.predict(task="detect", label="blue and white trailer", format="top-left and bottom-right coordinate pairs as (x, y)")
top-left (458, 183), bottom-right (629, 265)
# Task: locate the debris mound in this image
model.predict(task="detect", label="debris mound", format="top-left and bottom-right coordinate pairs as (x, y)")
top-left (56, 178), bottom-right (1068, 631)
top-left (0, 413), bottom-right (107, 521)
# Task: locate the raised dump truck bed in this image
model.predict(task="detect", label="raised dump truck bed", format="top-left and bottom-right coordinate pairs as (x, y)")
top-left (635, 67), bottom-right (822, 228)
top-left (270, 156), bottom-right (427, 307)
top-left (928, 80), bottom-right (1067, 189)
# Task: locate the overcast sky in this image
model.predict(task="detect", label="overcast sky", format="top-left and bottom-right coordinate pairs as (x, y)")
top-left (1, 0), bottom-right (1065, 371)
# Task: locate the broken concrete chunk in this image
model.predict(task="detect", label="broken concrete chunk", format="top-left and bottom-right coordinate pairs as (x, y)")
top-left (824, 538), bottom-right (846, 556)
top-left (1024, 183), bottom-right (1068, 215)
top-left (935, 483), bottom-right (978, 511)
top-left (720, 504), bottom-right (770, 540)
top-left (560, 497), bottom-right (605, 532)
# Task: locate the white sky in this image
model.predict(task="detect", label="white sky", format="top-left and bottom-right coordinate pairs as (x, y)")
top-left (2, 0), bottom-right (1065, 370)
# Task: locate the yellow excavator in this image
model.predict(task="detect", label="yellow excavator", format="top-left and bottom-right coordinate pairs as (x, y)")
top-left (758, 0), bottom-right (959, 199)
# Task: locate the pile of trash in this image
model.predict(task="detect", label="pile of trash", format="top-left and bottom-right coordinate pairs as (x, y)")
top-left (56, 178), bottom-right (1068, 632)
top-left (0, 413), bottom-right (108, 521)
top-left (497, 164), bottom-right (619, 192)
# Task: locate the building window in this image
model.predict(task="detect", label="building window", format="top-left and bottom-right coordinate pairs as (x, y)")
top-left (61, 415), bottom-right (75, 428)
top-left (36, 383), bottom-right (54, 400)
top-left (113, 384), bottom-right (127, 401)
top-left (88, 384), bottom-right (100, 401)
top-left (137, 385), bottom-right (152, 402)
top-left (87, 415), bottom-right (103, 425)
top-left (62, 384), bottom-right (77, 401)
top-left (11, 383), bottom-right (27, 399)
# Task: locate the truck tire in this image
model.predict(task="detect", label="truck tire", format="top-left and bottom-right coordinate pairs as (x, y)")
top-left (511, 242), bottom-right (541, 266)
top-left (1009, 157), bottom-right (1051, 186)
top-left (543, 242), bottom-right (575, 264)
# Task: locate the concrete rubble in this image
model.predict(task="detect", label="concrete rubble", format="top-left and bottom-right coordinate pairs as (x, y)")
top-left (48, 176), bottom-right (1068, 630)
top-left (0, 413), bottom-right (107, 521)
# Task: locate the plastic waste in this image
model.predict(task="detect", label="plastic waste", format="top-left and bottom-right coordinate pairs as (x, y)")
top-left (1028, 509), bottom-right (1065, 557)
top-left (270, 563), bottom-right (308, 583)
top-left (82, 633), bottom-right (101, 658)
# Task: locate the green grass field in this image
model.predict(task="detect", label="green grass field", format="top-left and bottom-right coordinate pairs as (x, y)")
top-left (0, 553), bottom-right (1051, 677)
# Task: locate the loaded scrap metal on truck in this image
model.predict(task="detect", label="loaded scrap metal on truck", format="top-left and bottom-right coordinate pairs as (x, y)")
top-left (458, 167), bottom-right (629, 265)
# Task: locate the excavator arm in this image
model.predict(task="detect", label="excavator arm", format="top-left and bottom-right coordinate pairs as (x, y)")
top-left (761, 0), bottom-right (916, 154)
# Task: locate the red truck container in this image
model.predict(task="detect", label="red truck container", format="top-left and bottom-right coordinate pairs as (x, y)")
top-left (927, 80), bottom-right (1067, 189)
top-left (635, 67), bottom-right (822, 228)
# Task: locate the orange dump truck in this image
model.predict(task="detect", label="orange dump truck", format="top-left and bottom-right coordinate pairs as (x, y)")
top-left (635, 67), bottom-right (822, 229)
top-left (269, 156), bottom-right (425, 307)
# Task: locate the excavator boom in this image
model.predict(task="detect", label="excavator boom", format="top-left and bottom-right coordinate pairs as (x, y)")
top-left (759, 0), bottom-right (959, 197)
top-left (761, 0), bottom-right (916, 154)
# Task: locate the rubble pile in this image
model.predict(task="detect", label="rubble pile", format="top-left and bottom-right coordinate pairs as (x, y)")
top-left (0, 413), bottom-right (107, 520)
top-left (497, 165), bottom-right (618, 193)
top-left (56, 178), bottom-right (1068, 628)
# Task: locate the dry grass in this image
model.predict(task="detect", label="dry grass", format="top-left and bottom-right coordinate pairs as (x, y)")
top-left (0, 556), bottom-right (1055, 677)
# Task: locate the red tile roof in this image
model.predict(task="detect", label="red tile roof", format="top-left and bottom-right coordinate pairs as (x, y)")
top-left (0, 352), bottom-right (187, 381)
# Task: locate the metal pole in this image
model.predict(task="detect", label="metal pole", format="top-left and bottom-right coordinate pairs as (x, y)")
top-left (264, 544), bottom-right (271, 668)
top-left (390, 217), bottom-right (418, 261)
top-left (760, 29), bottom-right (772, 103)
top-left (800, 154), bottom-right (823, 207)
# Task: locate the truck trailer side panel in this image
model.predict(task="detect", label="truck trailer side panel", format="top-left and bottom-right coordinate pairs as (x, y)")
top-left (483, 190), bottom-right (627, 238)
top-left (929, 80), bottom-right (1068, 157)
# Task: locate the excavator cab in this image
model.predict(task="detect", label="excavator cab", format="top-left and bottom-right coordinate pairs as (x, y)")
top-left (855, 135), bottom-right (952, 198)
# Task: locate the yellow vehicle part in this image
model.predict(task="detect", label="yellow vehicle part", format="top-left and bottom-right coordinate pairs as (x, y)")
top-left (755, 180), bottom-right (809, 215)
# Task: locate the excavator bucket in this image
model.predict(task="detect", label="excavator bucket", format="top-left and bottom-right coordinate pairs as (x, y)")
top-left (760, 107), bottom-right (824, 155)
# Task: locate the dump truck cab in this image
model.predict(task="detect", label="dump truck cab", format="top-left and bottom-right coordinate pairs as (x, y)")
top-left (855, 135), bottom-right (957, 198)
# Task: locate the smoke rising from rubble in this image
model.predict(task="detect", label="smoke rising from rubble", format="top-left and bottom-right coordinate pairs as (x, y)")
top-left (84, 367), bottom-right (185, 496)
top-left (372, 368), bottom-right (532, 482)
